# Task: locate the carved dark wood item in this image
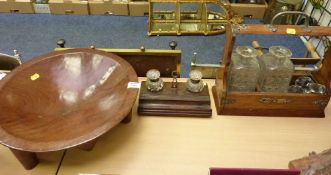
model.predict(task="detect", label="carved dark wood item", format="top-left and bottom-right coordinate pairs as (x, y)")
top-left (289, 148), bottom-right (331, 175)
top-left (212, 24), bottom-right (331, 117)
top-left (0, 49), bottom-right (139, 169)
top-left (138, 81), bottom-right (212, 117)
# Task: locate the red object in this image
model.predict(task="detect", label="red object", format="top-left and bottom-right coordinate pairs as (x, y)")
top-left (210, 168), bottom-right (301, 175)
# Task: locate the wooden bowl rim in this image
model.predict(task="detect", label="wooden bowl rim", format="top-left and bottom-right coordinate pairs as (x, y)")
top-left (0, 48), bottom-right (138, 152)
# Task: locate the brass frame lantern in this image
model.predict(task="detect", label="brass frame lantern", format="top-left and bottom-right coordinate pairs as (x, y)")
top-left (148, 0), bottom-right (242, 36)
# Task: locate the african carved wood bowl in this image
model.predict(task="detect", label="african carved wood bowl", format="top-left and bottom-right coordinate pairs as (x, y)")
top-left (0, 48), bottom-right (138, 153)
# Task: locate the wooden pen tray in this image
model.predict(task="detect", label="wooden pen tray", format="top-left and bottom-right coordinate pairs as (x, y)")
top-left (138, 81), bottom-right (212, 117)
top-left (212, 24), bottom-right (331, 117)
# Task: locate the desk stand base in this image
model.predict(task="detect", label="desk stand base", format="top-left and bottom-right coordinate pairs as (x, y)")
top-left (138, 82), bottom-right (212, 117)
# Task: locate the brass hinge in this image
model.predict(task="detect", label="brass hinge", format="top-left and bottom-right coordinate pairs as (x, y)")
top-left (313, 99), bottom-right (329, 107)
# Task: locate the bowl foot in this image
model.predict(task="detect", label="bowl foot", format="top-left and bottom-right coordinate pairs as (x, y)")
top-left (121, 110), bottom-right (133, 124)
top-left (76, 139), bottom-right (98, 151)
top-left (10, 148), bottom-right (39, 170)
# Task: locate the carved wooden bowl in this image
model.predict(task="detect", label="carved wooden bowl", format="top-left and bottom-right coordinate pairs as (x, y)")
top-left (0, 49), bottom-right (138, 153)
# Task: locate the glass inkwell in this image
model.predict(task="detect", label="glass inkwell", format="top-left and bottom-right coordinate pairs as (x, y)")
top-left (146, 69), bottom-right (164, 92)
top-left (187, 70), bottom-right (204, 93)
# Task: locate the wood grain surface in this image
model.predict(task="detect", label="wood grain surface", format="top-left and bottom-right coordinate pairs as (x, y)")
top-left (1, 78), bottom-right (331, 174)
top-left (138, 81), bottom-right (212, 117)
top-left (56, 78), bottom-right (331, 175)
top-left (213, 24), bottom-right (331, 117)
top-left (0, 48), bottom-right (139, 152)
top-left (236, 25), bottom-right (331, 36)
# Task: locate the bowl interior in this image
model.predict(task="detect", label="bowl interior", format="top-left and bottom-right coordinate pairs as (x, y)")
top-left (0, 49), bottom-right (138, 151)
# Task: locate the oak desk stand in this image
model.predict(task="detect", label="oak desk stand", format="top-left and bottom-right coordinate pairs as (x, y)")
top-left (138, 81), bottom-right (212, 117)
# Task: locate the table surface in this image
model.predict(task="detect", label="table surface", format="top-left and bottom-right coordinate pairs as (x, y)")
top-left (1, 78), bottom-right (331, 175)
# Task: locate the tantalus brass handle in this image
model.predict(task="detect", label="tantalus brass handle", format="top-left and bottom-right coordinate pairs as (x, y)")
top-left (269, 11), bottom-right (311, 32)
top-left (259, 97), bottom-right (291, 104)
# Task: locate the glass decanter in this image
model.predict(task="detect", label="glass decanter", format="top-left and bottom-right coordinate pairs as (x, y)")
top-left (258, 46), bottom-right (294, 92)
top-left (227, 46), bottom-right (260, 92)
